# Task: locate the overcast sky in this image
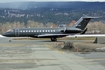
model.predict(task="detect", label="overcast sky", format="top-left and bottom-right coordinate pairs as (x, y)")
top-left (0, 0), bottom-right (104, 3)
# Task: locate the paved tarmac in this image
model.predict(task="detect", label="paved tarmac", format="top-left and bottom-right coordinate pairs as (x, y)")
top-left (0, 37), bottom-right (105, 70)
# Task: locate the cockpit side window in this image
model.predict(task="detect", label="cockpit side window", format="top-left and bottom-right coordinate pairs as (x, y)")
top-left (6, 29), bottom-right (13, 32)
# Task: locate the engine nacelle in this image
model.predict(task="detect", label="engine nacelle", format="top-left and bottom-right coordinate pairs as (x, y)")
top-left (61, 27), bottom-right (82, 33)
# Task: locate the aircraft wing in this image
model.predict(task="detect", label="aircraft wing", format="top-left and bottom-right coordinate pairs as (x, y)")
top-left (37, 34), bottom-right (69, 38)
top-left (66, 34), bottom-right (105, 38)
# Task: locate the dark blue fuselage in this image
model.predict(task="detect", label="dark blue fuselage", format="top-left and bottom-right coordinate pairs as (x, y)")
top-left (2, 27), bottom-right (82, 38)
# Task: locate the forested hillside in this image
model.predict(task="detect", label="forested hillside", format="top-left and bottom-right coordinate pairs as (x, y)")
top-left (0, 2), bottom-right (105, 33)
top-left (0, 2), bottom-right (105, 24)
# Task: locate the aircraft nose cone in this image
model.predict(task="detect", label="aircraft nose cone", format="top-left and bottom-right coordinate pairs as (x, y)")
top-left (2, 32), bottom-right (15, 37)
top-left (2, 33), bottom-right (8, 37)
top-left (2, 33), bottom-right (6, 36)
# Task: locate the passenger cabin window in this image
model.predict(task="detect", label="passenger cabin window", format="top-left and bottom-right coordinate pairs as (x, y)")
top-left (48, 30), bottom-right (50, 32)
top-left (46, 30), bottom-right (47, 32)
top-left (31, 30), bottom-right (33, 32)
top-left (28, 30), bottom-right (57, 33)
top-left (26, 30), bottom-right (28, 32)
top-left (40, 30), bottom-right (41, 32)
top-left (34, 30), bottom-right (36, 32)
top-left (20, 30), bottom-right (22, 32)
top-left (51, 30), bottom-right (52, 32)
top-left (43, 30), bottom-right (44, 32)
top-left (23, 30), bottom-right (25, 32)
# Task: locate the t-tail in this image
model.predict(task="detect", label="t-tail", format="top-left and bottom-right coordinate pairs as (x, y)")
top-left (73, 16), bottom-right (98, 30)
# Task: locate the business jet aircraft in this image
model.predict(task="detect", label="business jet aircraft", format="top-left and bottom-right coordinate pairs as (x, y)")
top-left (2, 16), bottom-right (98, 41)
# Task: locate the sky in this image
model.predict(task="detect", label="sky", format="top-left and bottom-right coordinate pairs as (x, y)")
top-left (0, 0), bottom-right (105, 3)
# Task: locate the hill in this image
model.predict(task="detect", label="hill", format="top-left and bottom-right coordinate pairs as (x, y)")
top-left (0, 2), bottom-right (105, 24)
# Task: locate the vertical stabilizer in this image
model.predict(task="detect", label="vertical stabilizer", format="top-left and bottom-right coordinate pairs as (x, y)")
top-left (73, 16), bottom-right (98, 30)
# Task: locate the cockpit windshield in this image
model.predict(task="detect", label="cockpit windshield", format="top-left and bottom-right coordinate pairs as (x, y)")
top-left (6, 29), bottom-right (13, 32)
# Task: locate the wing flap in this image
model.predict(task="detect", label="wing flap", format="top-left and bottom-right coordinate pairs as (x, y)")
top-left (37, 34), bottom-right (69, 38)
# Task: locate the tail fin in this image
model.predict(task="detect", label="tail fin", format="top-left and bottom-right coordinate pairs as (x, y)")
top-left (73, 16), bottom-right (98, 30)
top-left (81, 28), bottom-right (87, 34)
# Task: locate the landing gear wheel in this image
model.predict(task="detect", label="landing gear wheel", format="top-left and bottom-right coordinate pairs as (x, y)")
top-left (51, 38), bottom-right (57, 41)
top-left (9, 40), bottom-right (12, 42)
top-left (9, 37), bottom-right (12, 42)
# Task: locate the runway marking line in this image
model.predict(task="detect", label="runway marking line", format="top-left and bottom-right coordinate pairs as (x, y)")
top-left (85, 58), bottom-right (105, 61)
top-left (0, 59), bottom-right (36, 63)
top-left (45, 44), bottom-right (64, 53)
top-left (0, 44), bottom-right (27, 47)
top-left (71, 58), bottom-right (105, 61)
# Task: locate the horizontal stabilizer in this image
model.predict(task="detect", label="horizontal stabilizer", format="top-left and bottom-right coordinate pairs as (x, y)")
top-left (66, 34), bottom-right (105, 38)
top-left (82, 16), bottom-right (99, 19)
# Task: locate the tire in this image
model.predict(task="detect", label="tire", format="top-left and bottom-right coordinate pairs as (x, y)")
top-left (51, 38), bottom-right (57, 41)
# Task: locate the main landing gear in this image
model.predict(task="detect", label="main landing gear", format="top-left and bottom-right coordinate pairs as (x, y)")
top-left (51, 38), bottom-right (57, 41)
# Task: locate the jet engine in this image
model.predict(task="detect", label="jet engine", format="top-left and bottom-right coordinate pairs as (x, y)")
top-left (61, 27), bottom-right (82, 33)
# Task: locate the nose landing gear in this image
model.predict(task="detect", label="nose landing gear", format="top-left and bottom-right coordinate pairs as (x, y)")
top-left (9, 39), bottom-right (12, 42)
top-left (9, 37), bottom-right (12, 42)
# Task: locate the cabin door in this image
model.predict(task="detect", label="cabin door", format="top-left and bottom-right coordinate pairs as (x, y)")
top-left (15, 28), bottom-right (19, 37)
